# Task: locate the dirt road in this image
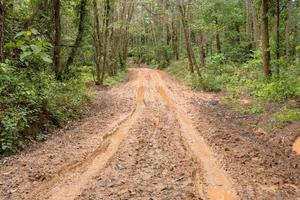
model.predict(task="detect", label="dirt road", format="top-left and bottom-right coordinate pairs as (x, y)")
top-left (0, 68), bottom-right (299, 200)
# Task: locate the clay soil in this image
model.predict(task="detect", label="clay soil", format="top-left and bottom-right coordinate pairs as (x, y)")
top-left (0, 68), bottom-right (299, 200)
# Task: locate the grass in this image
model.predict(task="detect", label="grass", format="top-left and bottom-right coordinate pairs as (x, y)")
top-left (267, 108), bottom-right (300, 132)
top-left (105, 70), bottom-right (127, 87)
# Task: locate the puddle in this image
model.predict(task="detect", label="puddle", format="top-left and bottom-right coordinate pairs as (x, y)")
top-left (292, 137), bottom-right (300, 155)
top-left (208, 189), bottom-right (236, 200)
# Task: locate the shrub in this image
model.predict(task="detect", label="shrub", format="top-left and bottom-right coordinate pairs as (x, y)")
top-left (0, 64), bottom-right (90, 155)
top-left (268, 108), bottom-right (300, 131)
top-left (255, 76), bottom-right (299, 102)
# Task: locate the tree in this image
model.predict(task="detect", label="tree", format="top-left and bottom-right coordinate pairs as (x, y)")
top-left (275, 0), bottom-right (280, 75)
top-left (285, 0), bottom-right (292, 58)
top-left (53, 0), bottom-right (62, 80)
top-left (93, 0), bottom-right (102, 85)
top-left (0, 0), bottom-right (4, 62)
top-left (177, 0), bottom-right (200, 76)
top-left (261, 0), bottom-right (271, 77)
top-left (65, 0), bottom-right (88, 73)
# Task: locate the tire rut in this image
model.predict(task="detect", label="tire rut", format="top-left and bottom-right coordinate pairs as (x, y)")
top-left (77, 104), bottom-right (202, 200)
top-left (28, 73), bottom-right (146, 200)
top-left (152, 71), bottom-right (237, 200)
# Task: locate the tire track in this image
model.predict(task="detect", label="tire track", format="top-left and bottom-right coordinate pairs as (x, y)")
top-left (152, 71), bottom-right (237, 200)
top-left (29, 72), bottom-right (146, 200)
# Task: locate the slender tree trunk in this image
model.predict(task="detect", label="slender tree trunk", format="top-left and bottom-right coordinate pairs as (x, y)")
top-left (0, 0), bottom-right (4, 62)
top-left (53, 0), bottom-right (62, 80)
top-left (249, 0), bottom-right (260, 49)
top-left (216, 32), bottom-right (221, 54)
top-left (285, 0), bottom-right (292, 58)
top-left (65, 0), bottom-right (88, 73)
top-left (215, 19), bottom-right (222, 54)
top-left (123, 1), bottom-right (134, 63)
top-left (261, 0), bottom-right (271, 77)
top-left (93, 0), bottom-right (101, 85)
top-left (172, 18), bottom-right (179, 60)
top-left (275, 0), bottom-right (280, 75)
top-left (101, 0), bottom-right (111, 83)
top-left (198, 30), bottom-right (206, 68)
top-left (177, 0), bottom-right (201, 76)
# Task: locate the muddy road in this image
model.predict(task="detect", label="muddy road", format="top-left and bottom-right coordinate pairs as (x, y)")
top-left (0, 68), bottom-right (299, 200)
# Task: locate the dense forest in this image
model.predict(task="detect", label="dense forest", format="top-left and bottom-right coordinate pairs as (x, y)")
top-left (0, 0), bottom-right (299, 155)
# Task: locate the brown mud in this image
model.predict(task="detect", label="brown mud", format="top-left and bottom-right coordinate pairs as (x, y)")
top-left (0, 68), bottom-right (299, 200)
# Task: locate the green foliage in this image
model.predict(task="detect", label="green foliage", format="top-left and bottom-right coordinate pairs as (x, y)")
top-left (105, 70), bottom-right (127, 87)
top-left (0, 64), bottom-right (90, 155)
top-left (5, 29), bottom-right (52, 67)
top-left (255, 76), bottom-right (299, 102)
top-left (268, 108), bottom-right (300, 131)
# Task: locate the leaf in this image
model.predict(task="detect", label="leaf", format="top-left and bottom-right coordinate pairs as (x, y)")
top-left (14, 31), bottom-right (25, 39)
top-left (16, 40), bottom-right (25, 48)
top-left (31, 28), bottom-right (39, 35)
top-left (20, 51), bottom-right (32, 61)
top-left (30, 44), bottom-right (42, 54)
top-left (41, 55), bottom-right (53, 63)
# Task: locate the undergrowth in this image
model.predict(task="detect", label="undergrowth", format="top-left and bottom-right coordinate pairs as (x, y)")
top-left (166, 55), bottom-right (300, 131)
top-left (0, 63), bottom-right (91, 155)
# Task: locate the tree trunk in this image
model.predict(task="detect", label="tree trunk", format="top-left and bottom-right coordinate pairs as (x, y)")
top-left (249, 0), bottom-right (260, 49)
top-left (261, 0), bottom-right (271, 77)
top-left (216, 31), bottom-right (221, 54)
top-left (177, 0), bottom-right (201, 76)
top-left (101, 0), bottom-right (111, 83)
top-left (172, 18), bottom-right (179, 60)
top-left (0, 0), bottom-right (4, 62)
top-left (123, 1), bottom-right (134, 63)
top-left (215, 19), bottom-right (222, 54)
top-left (285, 0), bottom-right (292, 58)
top-left (93, 0), bottom-right (102, 85)
top-left (53, 0), bottom-right (62, 80)
top-left (275, 0), bottom-right (280, 75)
top-left (198, 30), bottom-right (206, 68)
top-left (65, 0), bottom-right (88, 73)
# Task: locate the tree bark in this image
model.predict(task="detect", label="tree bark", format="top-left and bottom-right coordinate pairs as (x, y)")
top-left (172, 17), bottom-right (179, 60)
top-left (275, 0), bottom-right (280, 75)
top-left (261, 0), bottom-right (271, 77)
top-left (198, 30), bottom-right (206, 68)
top-left (215, 19), bottom-right (222, 54)
top-left (101, 0), bottom-right (111, 82)
top-left (285, 0), bottom-right (292, 58)
top-left (177, 0), bottom-right (200, 76)
top-left (53, 0), bottom-right (62, 80)
top-left (216, 31), bottom-right (221, 54)
top-left (65, 0), bottom-right (88, 73)
top-left (93, 0), bottom-right (102, 85)
top-left (0, 0), bottom-right (4, 62)
top-left (249, 0), bottom-right (260, 49)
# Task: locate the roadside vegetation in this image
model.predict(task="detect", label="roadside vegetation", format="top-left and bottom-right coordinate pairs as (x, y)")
top-left (0, 1), bottom-right (130, 155)
top-left (166, 55), bottom-right (300, 132)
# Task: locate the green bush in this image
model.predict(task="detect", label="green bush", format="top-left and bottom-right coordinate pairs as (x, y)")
top-left (255, 76), bottom-right (299, 102)
top-left (268, 108), bottom-right (300, 131)
top-left (0, 64), bottom-right (90, 155)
